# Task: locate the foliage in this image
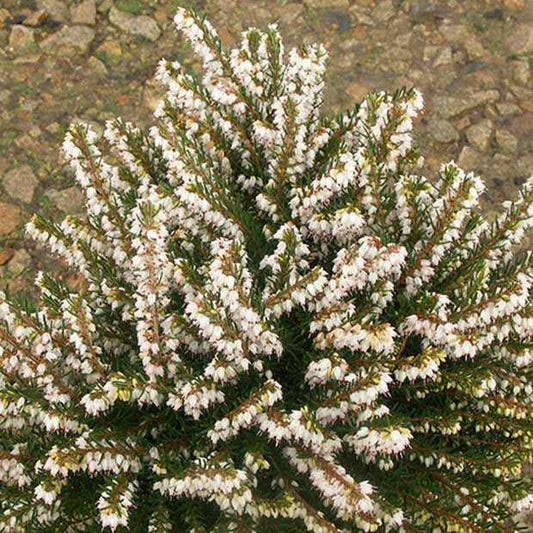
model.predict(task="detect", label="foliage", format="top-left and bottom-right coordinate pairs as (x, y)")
top-left (0, 8), bottom-right (532, 533)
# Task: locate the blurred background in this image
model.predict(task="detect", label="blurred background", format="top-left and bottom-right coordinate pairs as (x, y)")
top-left (0, 0), bottom-right (531, 293)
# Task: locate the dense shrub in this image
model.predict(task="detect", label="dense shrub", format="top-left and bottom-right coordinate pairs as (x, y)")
top-left (1, 9), bottom-right (531, 532)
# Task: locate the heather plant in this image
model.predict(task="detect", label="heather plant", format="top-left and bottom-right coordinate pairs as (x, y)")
top-left (0, 8), bottom-right (532, 532)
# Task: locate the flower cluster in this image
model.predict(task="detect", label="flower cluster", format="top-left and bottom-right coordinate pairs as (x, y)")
top-left (0, 8), bottom-right (531, 533)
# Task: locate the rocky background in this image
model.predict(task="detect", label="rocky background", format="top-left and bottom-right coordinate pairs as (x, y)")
top-left (0, 0), bottom-right (531, 292)
top-left (0, 0), bottom-right (532, 528)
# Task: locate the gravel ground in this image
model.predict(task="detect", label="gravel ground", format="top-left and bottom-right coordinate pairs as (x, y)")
top-left (0, 0), bottom-right (531, 288)
top-left (0, 0), bottom-right (532, 528)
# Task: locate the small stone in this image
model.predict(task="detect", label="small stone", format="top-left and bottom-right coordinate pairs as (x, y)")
top-left (71, 0), bottom-right (97, 25)
top-left (0, 248), bottom-right (15, 266)
top-left (29, 126), bottom-right (41, 139)
top-left (9, 25), bottom-right (36, 54)
top-left (116, 94), bottom-right (130, 106)
top-left (507, 24), bottom-right (533, 55)
top-left (303, 0), bottom-right (349, 8)
top-left (503, 0), bottom-right (524, 8)
top-left (441, 24), bottom-right (485, 60)
top-left (463, 37), bottom-right (484, 60)
top-left (512, 88), bottom-right (533, 111)
top-left (322, 11), bottom-right (351, 32)
top-left (434, 90), bottom-right (499, 119)
top-left (7, 249), bottom-right (31, 276)
top-left (97, 0), bottom-right (113, 13)
top-left (434, 47), bottom-right (452, 66)
top-left (350, 6), bottom-right (374, 26)
top-left (495, 129), bottom-right (518, 153)
top-left (426, 118), bottom-right (459, 144)
top-left (47, 187), bottom-right (84, 214)
top-left (108, 7), bottom-right (161, 41)
top-left (0, 91), bottom-right (10, 107)
top-left (440, 23), bottom-right (468, 43)
top-left (3, 165), bottom-right (38, 204)
top-left (153, 7), bottom-right (168, 24)
top-left (465, 119), bottom-right (493, 151)
top-left (41, 26), bottom-right (95, 55)
top-left (496, 102), bottom-right (521, 116)
top-left (87, 56), bottom-right (108, 75)
top-left (23, 10), bottom-right (49, 27)
top-left (409, 0), bottom-right (441, 23)
top-left (143, 81), bottom-right (161, 112)
top-left (46, 122), bottom-right (61, 134)
top-left (456, 116), bottom-right (471, 131)
top-left (36, 0), bottom-right (69, 22)
top-left (457, 146), bottom-right (481, 170)
top-left (395, 33), bottom-right (412, 47)
top-left (96, 38), bottom-right (122, 60)
top-left (517, 154), bottom-right (533, 175)
top-left (423, 45), bottom-right (438, 62)
top-left (0, 203), bottom-right (22, 236)
top-left (372, 0), bottom-right (394, 22)
top-left (346, 81), bottom-right (370, 102)
top-left (511, 59), bottom-right (530, 85)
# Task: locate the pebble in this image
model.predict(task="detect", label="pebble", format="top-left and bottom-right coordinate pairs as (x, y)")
top-left (372, 0), bottom-right (395, 22)
top-left (86, 56), bottom-right (108, 75)
top-left (502, 0), bottom-right (524, 8)
top-left (395, 32), bottom-right (412, 47)
top-left (465, 119), bottom-right (493, 151)
top-left (440, 23), bottom-right (468, 42)
top-left (0, 203), bottom-right (22, 236)
top-left (0, 248), bottom-right (15, 266)
top-left (409, 0), bottom-right (441, 23)
top-left (6, 249), bottom-right (31, 276)
top-left (426, 118), bottom-right (459, 144)
top-left (108, 7), bottom-right (161, 42)
top-left (423, 45), bottom-right (438, 62)
top-left (496, 102), bottom-right (521, 117)
top-left (517, 154), bottom-right (533, 175)
top-left (46, 122), bottom-right (61, 134)
top-left (97, 0), bottom-right (113, 13)
top-left (36, 0), bottom-right (69, 22)
top-left (495, 129), bottom-right (518, 153)
top-left (303, 0), bottom-right (349, 8)
top-left (434, 90), bottom-right (499, 119)
top-left (96, 38), bottom-right (123, 60)
top-left (47, 187), bottom-right (85, 214)
top-left (346, 81), bottom-right (370, 102)
top-left (8, 25), bottom-right (36, 54)
top-left (71, 0), bottom-right (97, 26)
top-left (434, 47), bottom-right (453, 66)
top-left (507, 24), bottom-right (533, 55)
top-left (463, 37), bottom-right (485, 60)
top-left (2, 165), bottom-right (38, 204)
top-left (23, 10), bottom-right (49, 27)
top-left (142, 81), bottom-right (161, 112)
top-left (457, 146), bottom-right (482, 170)
top-left (511, 60), bottom-right (530, 85)
top-left (349, 6), bottom-right (374, 26)
top-left (41, 26), bottom-right (96, 55)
